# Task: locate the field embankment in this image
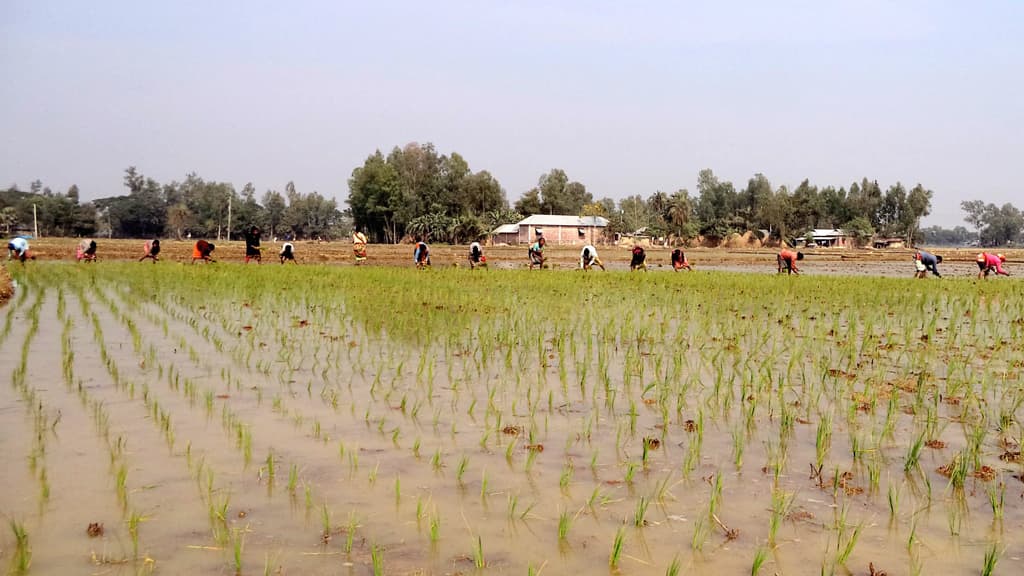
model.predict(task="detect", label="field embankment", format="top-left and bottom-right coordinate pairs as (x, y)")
top-left (17, 237), bottom-right (1024, 276)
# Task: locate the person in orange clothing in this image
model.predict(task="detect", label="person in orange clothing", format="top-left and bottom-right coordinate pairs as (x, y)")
top-left (192, 240), bottom-right (216, 264)
top-left (671, 249), bottom-right (693, 271)
top-left (777, 249), bottom-right (804, 275)
top-left (976, 252), bottom-right (1009, 279)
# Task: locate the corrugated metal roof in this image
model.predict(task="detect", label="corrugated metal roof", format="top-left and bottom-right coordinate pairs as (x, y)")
top-left (518, 215), bottom-right (609, 227)
top-left (809, 228), bottom-right (847, 238)
top-left (491, 224), bottom-right (519, 234)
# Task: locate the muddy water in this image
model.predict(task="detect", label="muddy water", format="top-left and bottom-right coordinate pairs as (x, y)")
top-left (1, 264), bottom-right (1022, 575)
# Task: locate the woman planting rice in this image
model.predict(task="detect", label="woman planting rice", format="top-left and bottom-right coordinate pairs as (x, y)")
top-left (353, 230), bottom-right (368, 264)
top-left (976, 252), bottom-right (1009, 279)
top-left (777, 249), bottom-right (803, 275)
top-left (279, 242), bottom-right (297, 264)
top-left (580, 244), bottom-right (605, 271)
top-left (7, 237), bottom-right (31, 263)
top-left (413, 238), bottom-right (431, 269)
top-left (192, 240), bottom-right (216, 264)
top-left (671, 249), bottom-right (692, 271)
top-left (913, 250), bottom-right (942, 278)
top-left (244, 226), bottom-right (262, 264)
top-left (139, 239), bottom-right (161, 263)
top-left (528, 236), bottom-right (546, 270)
top-left (630, 245), bottom-right (647, 271)
top-left (77, 239), bottom-right (98, 262)
top-left (468, 241), bottom-right (486, 269)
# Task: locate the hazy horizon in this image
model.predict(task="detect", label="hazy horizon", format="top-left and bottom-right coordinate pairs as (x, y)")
top-left (2, 1), bottom-right (1021, 229)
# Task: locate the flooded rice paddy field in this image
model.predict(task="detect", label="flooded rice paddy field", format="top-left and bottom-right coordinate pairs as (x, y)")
top-left (1, 263), bottom-right (1023, 575)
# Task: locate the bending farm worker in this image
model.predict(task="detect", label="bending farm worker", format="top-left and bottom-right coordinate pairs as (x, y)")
top-left (139, 239), bottom-right (161, 263)
top-left (353, 230), bottom-right (368, 264)
top-left (77, 239), bottom-right (98, 263)
top-left (630, 245), bottom-right (647, 271)
top-left (976, 252), bottom-right (1009, 279)
top-left (777, 249), bottom-right (803, 275)
top-left (192, 240), bottom-right (216, 264)
top-left (914, 250), bottom-right (942, 278)
top-left (413, 238), bottom-right (431, 269)
top-left (528, 236), bottom-right (546, 270)
top-left (7, 237), bottom-right (31, 263)
top-left (244, 226), bottom-right (262, 264)
top-left (279, 242), bottom-right (297, 264)
top-left (468, 241), bottom-right (486, 269)
top-left (671, 248), bottom-right (692, 271)
top-left (580, 244), bottom-right (605, 271)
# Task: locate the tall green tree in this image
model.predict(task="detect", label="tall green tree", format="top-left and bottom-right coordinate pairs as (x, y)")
top-left (696, 169), bottom-right (740, 239)
top-left (348, 143), bottom-right (508, 242)
top-left (961, 201), bottom-right (1023, 247)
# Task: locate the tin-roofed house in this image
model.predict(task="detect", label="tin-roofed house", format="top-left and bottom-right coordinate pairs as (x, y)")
top-left (517, 215), bottom-right (609, 246)
top-left (490, 223), bottom-right (520, 245)
top-left (805, 228), bottom-right (853, 248)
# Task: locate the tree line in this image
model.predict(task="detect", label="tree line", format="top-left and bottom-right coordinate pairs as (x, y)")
top-left (4, 141), bottom-right (1020, 247)
top-left (1, 167), bottom-right (347, 241)
top-left (348, 146), bottom-right (938, 246)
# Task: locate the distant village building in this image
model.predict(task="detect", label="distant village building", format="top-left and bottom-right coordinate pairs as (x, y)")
top-left (805, 228), bottom-right (853, 248)
top-left (490, 223), bottom-right (519, 245)
top-left (516, 214), bottom-right (609, 246)
top-left (491, 215), bottom-right (609, 245)
top-left (872, 237), bottom-right (905, 249)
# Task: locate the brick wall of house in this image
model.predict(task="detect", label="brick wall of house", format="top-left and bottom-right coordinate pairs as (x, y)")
top-left (517, 225), bottom-right (603, 245)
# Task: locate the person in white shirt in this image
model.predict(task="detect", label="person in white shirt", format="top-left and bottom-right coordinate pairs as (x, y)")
top-left (580, 245), bottom-right (605, 271)
top-left (468, 241), bottom-right (486, 269)
top-left (7, 237), bottom-right (30, 263)
top-left (279, 242), bottom-right (297, 264)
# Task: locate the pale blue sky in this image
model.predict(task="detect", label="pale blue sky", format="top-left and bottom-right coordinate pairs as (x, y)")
top-left (2, 1), bottom-right (1021, 227)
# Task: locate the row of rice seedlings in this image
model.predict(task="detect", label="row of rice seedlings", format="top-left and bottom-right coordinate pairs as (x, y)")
top-left (112, 280), bottom-right (376, 561)
top-left (64, 277), bottom-right (262, 569)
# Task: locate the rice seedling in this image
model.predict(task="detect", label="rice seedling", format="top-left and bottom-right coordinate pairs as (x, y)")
top-left (127, 509), bottom-right (143, 559)
top-left (609, 526), bottom-right (625, 568)
top-left (946, 502), bottom-right (962, 536)
top-left (666, 555), bottom-right (681, 576)
top-left (264, 450), bottom-right (275, 482)
top-left (345, 512), bottom-right (358, 553)
top-left (9, 519), bottom-right (31, 573)
top-left (320, 504), bottom-right (331, 541)
top-left (428, 510), bottom-right (440, 542)
top-left (472, 535), bottom-right (485, 568)
top-left (986, 481), bottom-right (1004, 520)
top-left (836, 522), bottom-right (862, 566)
top-left (557, 507), bottom-right (573, 541)
top-left (287, 464), bottom-right (298, 495)
top-left (230, 526), bottom-right (246, 574)
top-left (887, 481), bottom-right (901, 520)
top-left (691, 516), bottom-right (710, 551)
top-left (634, 495), bottom-right (650, 527)
top-left (981, 543), bottom-right (999, 576)
top-left (768, 489), bottom-right (793, 546)
top-left (371, 544), bottom-right (384, 576)
top-left (559, 459), bottom-right (574, 490)
top-left (751, 545), bottom-right (768, 575)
